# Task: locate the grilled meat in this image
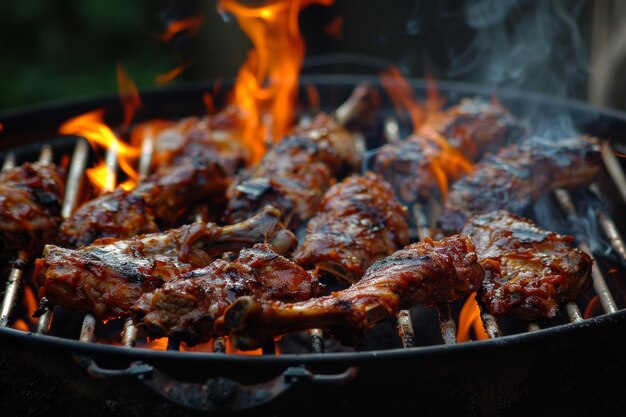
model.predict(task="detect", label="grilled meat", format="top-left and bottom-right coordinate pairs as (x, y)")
top-left (226, 88), bottom-right (368, 229)
top-left (133, 243), bottom-right (320, 345)
top-left (293, 172), bottom-right (410, 283)
top-left (61, 108), bottom-right (250, 248)
top-left (461, 210), bottom-right (593, 320)
top-left (420, 97), bottom-right (528, 161)
top-left (0, 161), bottom-right (65, 261)
top-left (439, 135), bottom-right (601, 234)
top-left (373, 137), bottom-right (472, 203)
top-left (60, 158), bottom-right (229, 247)
top-left (35, 206), bottom-right (296, 319)
top-left (373, 97), bottom-right (526, 203)
top-left (222, 234), bottom-right (483, 349)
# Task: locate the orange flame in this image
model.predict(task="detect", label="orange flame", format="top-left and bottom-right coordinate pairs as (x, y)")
top-left (457, 293), bottom-right (488, 342)
top-left (155, 62), bottom-right (192, 86)
top-left (116, 64), bottom-right (143, 131)
top-left (380, 67), bottom-right (473, 200)
top-left (218, 0), bottom-right (334, 163)
top-left (159, 16), bottom-right (204, 42)
top-left (60, 109), bottom-right (140, 193)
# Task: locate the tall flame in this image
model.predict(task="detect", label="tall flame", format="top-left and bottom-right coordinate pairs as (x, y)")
top-left (218, 0), bottom-right (334, 163)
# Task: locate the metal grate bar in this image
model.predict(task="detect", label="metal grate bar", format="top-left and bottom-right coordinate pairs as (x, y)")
top-left (79, 145), bottom-right (119, 343)
top-left (307, 329), bottom-right (325, 353)
top-left (565, 302), bottom-right (584, 323)
top-left (396, 310), bottom-right (416, 348)
top-left (213, 337), bottom-right (226, 353)
top-left (601, 141), bottom-right (626, 206)
top-left (554, 188), bottom-right (618, 314)
top-left (588, 183), bottom-right (626, 264)
top-left (1, 147), bottom-right (54, 328)
top-left (37, 140), bottom-right (89, 334)
top-left (479, 310), bottom-right (502, 339)
top-left (436, 305), bottom-right (457, 344)
top-left (121, 132), bottom-right (156, 348)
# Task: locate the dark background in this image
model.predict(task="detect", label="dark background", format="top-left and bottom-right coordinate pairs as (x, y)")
top-left (0, 0), bottom-right (621, 113)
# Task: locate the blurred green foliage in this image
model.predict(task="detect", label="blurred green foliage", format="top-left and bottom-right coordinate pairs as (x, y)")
top-left (0, 0), bottom-right (205, 111)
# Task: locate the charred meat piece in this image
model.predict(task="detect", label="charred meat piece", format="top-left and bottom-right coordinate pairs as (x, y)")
top-left (226, 90), bottom-right (367, 229)
top-left (0, 162), bottom-right (65, 261)
top-left (373, 137), bottom-right (472, 203)
top-left (293, 172), bottom-right (410, 283)
top-left (222, 235), bottom-right (483, 350)
top-left (60, 159), bottom-right (229, 247)
top-left (149, 107), bottom-right (247, 177)
top-left (35, 206), bottom-right (296, 319)
top-left (373, 97), bottom-right (526, 204)
top-left (461, 210), bottom-right (593, 321)
top-left (439, 135), bottom-right (601, 234)
top-left (133, 243), bottom-right (320, 345)
top-left (420, 97), bottom-right (528, 161)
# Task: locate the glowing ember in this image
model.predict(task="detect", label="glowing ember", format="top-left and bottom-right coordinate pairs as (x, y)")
top-left (155, 62), bottom-right (192, 86)
top-left (159, 15), bottom-right (204, 43)
top-left (457, 293), bottom-right (488, 342)
top-left (218, 0), bottom-right (334, 163)
top-left (116, 64), bottom-right (143, 130)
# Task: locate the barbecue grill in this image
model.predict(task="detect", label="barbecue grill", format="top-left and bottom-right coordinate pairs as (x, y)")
top-left (1, 75), bottom-right (626, 416)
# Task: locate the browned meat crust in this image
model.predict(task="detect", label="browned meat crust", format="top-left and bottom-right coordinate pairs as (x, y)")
top-left (221, 235), bottom-right (483, 349)
top-left (60, 159), bottom-right (229, 247)
top-left (293, 172), bottom-right (410, 283)
top-left (461, 210), bottom-right (593, 321)
top-left (133, 243), bottom-right (320, 345)
top-left (439, 135), bottom-right (601, 234)
top-left (35, 206), bottom-right (296, 319)
top-left (0, 162), bottom-right (66, 261)
top-left (420, 97), bottom-right (528, 161)
top-left (226, 112), bottom-right (362, 229)
top-left (373, 97), bottom-right (526, 203)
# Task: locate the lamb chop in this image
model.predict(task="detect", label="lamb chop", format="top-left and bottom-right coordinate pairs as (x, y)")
top-left (133, 243), bottom-right (320, 345)
top-left (439, 134), bottom-right (601, 234)
top-left (225, 85), bottom-right (373, 229)
top-left (461, 210), bottom-right (593, 321)
top-left (293, 172), bottom-right (410, 283)
top-left (222, 234), bottom-right (483, 350)
top-left (0, 161), bottom-right (66, 262)
top-left (60, 109), bottom-right (248, 248)
top-left (35, 205), bottom-right (296, 319)
top-left (373, 97), bottom-right (527, 203)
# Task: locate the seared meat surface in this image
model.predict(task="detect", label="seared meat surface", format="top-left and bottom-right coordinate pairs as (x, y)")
top-left (374, 97), bottom-right (526, 203)
top-left (222, 235), bottom-right (483, 349)
top-left (0, 161), bottom-right (65, 261)
top-left (293, 172), bottom-right (410, 283)
top-left (35, 206), bottom-right (296, 319)
top-left (461, 210), bottom-right (593, 321)
top-left (439, 135), bottom-right (601, 234)
top-left (373, 137), bottom-right (471, 203)
top-left (133, 243), bottom-right (320, 345)
top-left (226, 112), bottom-right (362, 229)
top-left (420, 97), bottom-right (528, 161)
top-left (61, 109), bottom-right (249, 248)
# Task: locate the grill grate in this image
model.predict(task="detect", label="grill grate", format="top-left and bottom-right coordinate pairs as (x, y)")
top-left (1, 108), bottom-right (626, 357)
